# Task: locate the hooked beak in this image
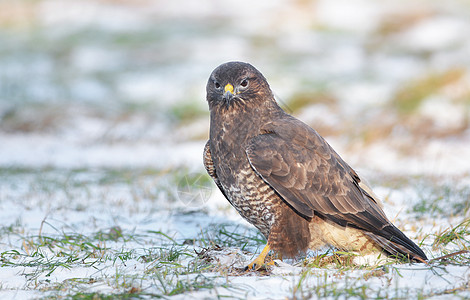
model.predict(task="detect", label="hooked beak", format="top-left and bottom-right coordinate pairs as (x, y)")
top-left (222, 83), bottom-right (234, 108)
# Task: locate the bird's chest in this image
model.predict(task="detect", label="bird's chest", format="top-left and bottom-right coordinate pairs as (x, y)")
top-left (222, 164), bottom-right (278, 235)
top-left (209, 113), bottom-right (281, 235)
top-left (211, 142), bottom-right (278, 236)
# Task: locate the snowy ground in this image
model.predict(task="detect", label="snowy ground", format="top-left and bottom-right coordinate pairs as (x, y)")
top-left (1, 0), bottom-right (470, 299)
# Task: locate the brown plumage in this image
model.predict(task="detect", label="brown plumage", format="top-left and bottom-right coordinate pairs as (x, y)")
top-left (203, 61), bottom-right (427, 268)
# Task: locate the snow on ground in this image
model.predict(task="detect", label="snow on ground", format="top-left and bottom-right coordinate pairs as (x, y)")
top-left (1, 0), bottom-right (470, 298)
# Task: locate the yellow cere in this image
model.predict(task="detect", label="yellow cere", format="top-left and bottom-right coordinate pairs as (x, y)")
top-left (224, 83), bottom-right (234, 93)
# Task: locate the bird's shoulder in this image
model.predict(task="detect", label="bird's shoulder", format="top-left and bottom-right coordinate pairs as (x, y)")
top-left (258, 112), bottom-right (335, 159)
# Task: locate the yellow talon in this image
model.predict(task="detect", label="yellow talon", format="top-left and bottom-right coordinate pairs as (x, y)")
top-left (246, 243), bottom-right (273, 270)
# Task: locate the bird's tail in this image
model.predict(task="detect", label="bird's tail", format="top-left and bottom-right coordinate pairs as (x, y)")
top-left (364, 225), bottom-right (428, 262)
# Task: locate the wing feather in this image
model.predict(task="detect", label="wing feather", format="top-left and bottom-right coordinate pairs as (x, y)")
top-left (246, 129), bottom-right (379, 223)
top-left (245, 117), bottom-right (427, 260)
top-left (204, 141), bottom-right (231, 203)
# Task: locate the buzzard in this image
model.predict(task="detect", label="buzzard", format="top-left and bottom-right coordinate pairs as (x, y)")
top-left (203, 61), bottom-right (427, 270)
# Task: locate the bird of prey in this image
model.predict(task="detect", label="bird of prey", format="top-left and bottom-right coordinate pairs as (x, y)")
top-left (203, 61), bottom-right (427, 270)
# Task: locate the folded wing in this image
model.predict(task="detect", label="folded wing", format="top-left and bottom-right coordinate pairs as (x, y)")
top-left (245, 118), bottom-right (427, 261)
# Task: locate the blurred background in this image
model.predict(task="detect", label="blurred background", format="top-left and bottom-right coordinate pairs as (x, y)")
top-left (1, 0), bottom-right (470, 175)
top-left (1, 1), bottom-right (470, 297)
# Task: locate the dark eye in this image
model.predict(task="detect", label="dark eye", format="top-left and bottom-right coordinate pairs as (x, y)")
top-left (240, 79), bottom-right (249, 88)
top-left (214, 81), bottom-right (221, 89)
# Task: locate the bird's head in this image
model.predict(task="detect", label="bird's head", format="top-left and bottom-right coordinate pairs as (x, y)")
top-left (206, 61), bottom-right (274, 111)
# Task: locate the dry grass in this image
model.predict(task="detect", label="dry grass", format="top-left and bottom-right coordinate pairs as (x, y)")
top-left (392, 68), bottom-right (466, 115)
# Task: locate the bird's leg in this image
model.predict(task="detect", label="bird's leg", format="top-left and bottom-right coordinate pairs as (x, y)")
top-left (245, 243), bottom-right (275, 270)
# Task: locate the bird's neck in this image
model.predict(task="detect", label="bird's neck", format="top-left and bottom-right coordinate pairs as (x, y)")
top-left (209, 100), bottom-right (283, 150)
